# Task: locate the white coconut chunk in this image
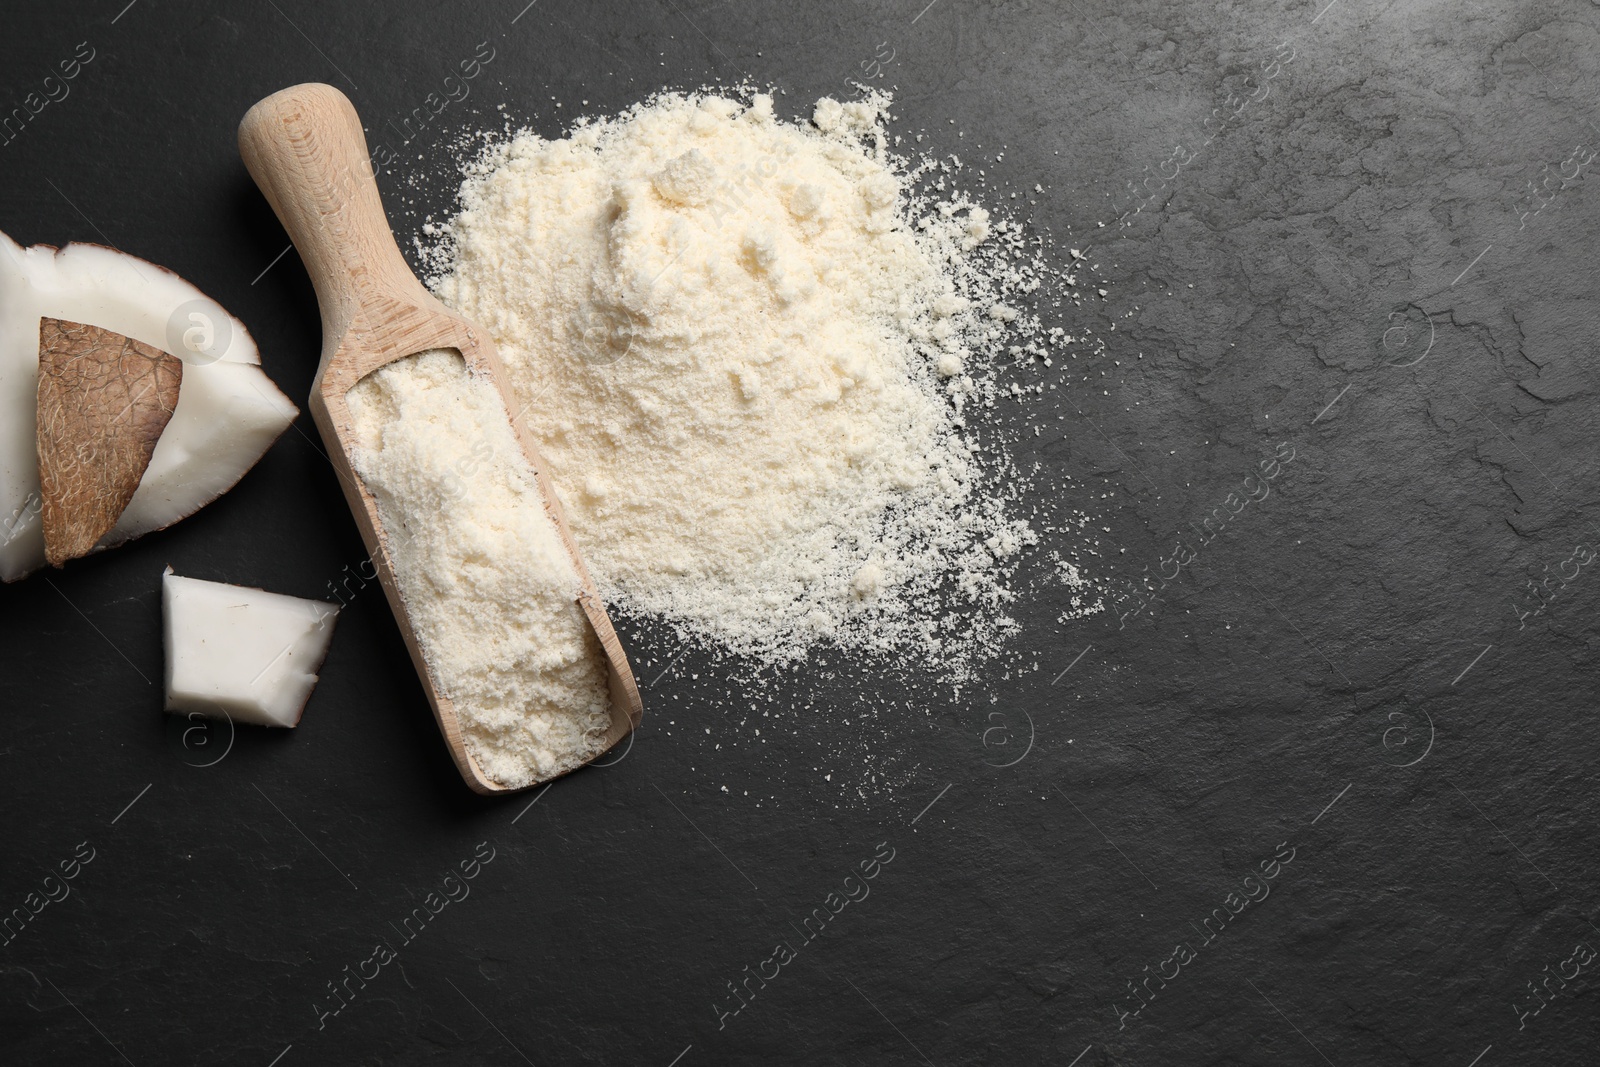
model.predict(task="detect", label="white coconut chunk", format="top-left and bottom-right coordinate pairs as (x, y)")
top-left (162, 568), bottom-right (339, 728)
top-left (0, 232), bottom-right (297, 582)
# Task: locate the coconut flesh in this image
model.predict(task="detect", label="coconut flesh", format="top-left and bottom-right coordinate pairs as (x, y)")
top-left (163, 568), bottom-right (339, 728)
top-left (0, 231), bottom-right (298, 581)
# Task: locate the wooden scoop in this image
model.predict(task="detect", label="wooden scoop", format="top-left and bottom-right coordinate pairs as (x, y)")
top-left (238, 83), bottom-right (642, 794)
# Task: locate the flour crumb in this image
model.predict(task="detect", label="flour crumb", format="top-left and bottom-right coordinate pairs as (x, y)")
top-left (347, 351), bottom-right (611, 787)
top-left (425, 89), bottom-right (1098, 684)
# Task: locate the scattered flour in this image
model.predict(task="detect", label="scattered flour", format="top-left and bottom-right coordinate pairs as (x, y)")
top-left (346, 350), bottom-right (611, 787)
top-left (423, 90), bottom-right (1068, 680)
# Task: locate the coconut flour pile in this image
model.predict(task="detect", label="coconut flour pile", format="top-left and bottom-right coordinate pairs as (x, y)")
top-left (424, 91), bottom-right (1053, 679)
top-left (347, 351), bottom-right (611, 786)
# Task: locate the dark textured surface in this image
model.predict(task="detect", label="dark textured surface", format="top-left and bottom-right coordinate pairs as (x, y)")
top-left (3, 1), bottom-right (1599, 1064)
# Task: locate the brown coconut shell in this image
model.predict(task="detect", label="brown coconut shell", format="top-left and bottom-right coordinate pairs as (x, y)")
top-left (36, 316), bottom-right (182, 566)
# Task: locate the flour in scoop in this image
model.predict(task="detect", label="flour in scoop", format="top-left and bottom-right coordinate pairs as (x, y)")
top-left (346, 350), bottom-right (611, 787)
top-left (425, 91), bottom-right (1066, 680)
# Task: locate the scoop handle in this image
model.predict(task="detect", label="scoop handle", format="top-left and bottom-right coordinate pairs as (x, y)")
top-left (238, 83), bottom-right (428, 355)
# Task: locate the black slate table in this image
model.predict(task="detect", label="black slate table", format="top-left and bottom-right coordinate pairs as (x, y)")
top-left (4, 2), bottom-right (1598, 1064)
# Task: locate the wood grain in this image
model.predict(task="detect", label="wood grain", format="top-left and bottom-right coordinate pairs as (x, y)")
top-left (239, 83), bottom-right (642, 794)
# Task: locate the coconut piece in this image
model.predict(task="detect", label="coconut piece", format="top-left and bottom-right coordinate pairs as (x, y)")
top-left (37, 317), bottom-right (183, 565)
top-left (162, 568), bottom-right (339, 728)
top-left (0, 232), bottom-right (298, 582)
